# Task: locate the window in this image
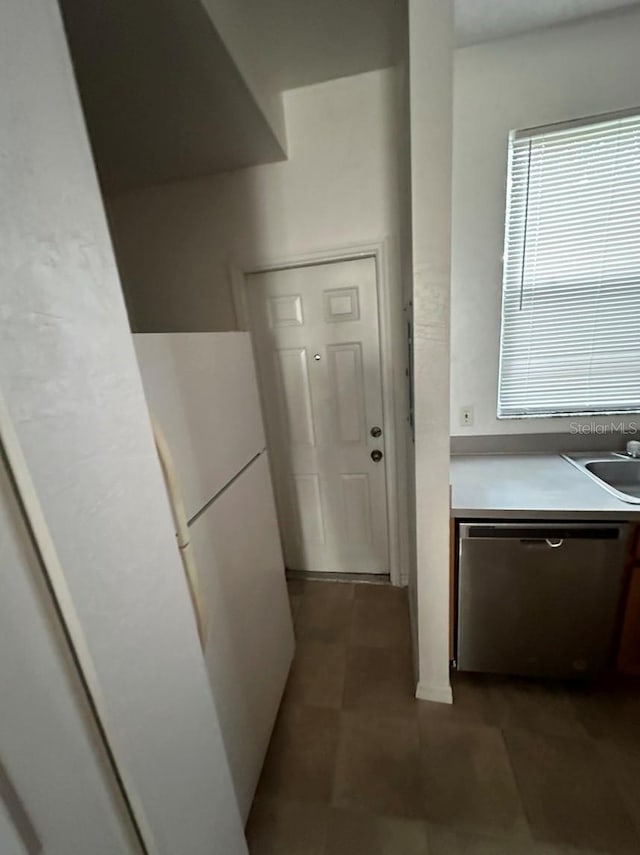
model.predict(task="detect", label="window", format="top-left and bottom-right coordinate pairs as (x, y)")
top-left (498, 110), bottom-right (640, 418)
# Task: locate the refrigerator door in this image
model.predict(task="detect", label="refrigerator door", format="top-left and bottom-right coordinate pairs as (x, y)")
top-left (189, 452), bottom-right (294, 821)
top-left (134, 332), bottom-right (266, 520)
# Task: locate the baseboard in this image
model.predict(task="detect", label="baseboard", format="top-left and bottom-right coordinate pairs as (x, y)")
top-left (415, 681), bottom-right (453, 704)
top-left (285, 569), bottom-right (390, 585)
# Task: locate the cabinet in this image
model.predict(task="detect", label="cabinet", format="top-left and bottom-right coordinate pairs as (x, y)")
top-left (617, 525), bottom-right (640, 675)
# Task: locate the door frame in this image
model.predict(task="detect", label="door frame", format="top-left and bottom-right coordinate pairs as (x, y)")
top-left (229, 237), bottom-right (409, 587)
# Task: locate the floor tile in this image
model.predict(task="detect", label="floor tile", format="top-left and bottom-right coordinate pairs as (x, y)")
top-left (534, 845), bottom-right (617, 854)
top-left (295, 593), bottom-right (354, 644)
top-left (324, 808), bottom-right (429, 855)
top-left (286, 578), bottom-right (307, 597)
top-left (504, 727), bottom-right (640, 853)
top-left (332, 710), bottom-right (423, 819)
top-left (427, 824), bottom-right (533, 854)
top-left (596, 737), bottom-right (640, 835)
top-left (251, 576), bottom-right (640, 855)
top-left (571, 686), bottom-right (640, 747)
top-left (343, 645), bottom-right (417, 717)
top-left (418, 719), bottom-right (524, 836)
top-left (257, 705), bottom-right (340, 803)
top-left (349, 589), bottom-right (411, 650)
top-left (499, 679), bottom-right (588, 739)
top-left (431, 675), bottom-right (590, 738)
top-left (418, 674), bottom-right (505, 728)
top-left (354, 583), bottom-right (408, 605)
top-left (246, 797), bottom-right (327, 855)
top-left (289, 594), bottom-right (303, 621)
top-left (284, 641), bottom-right (347, 709)
top-left (305, 581), bottom-right (355, 600)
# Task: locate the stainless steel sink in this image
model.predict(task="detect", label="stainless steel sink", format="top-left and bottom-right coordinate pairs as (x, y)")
top-left (563, 452), bottom-right (640, 504)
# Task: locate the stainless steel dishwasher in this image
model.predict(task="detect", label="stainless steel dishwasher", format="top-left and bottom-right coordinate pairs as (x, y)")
top-left (456, 522), bottom-right (628, 678)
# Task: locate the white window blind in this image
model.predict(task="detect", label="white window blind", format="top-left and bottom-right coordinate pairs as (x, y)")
top-left (498, 110), bottom-right (640, 418)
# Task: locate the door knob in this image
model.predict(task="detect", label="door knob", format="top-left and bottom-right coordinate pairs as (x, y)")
top-left (370, 426), bottom-right (382, 438)
top-left (371, 450), bottom-right (383, 462)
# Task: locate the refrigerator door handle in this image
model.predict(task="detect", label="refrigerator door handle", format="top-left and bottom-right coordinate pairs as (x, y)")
top-left (151, 416), bottom-right (205, 647)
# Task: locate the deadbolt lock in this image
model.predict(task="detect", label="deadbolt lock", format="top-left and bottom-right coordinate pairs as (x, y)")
top-left (370, 426), bottom-right (382, 438)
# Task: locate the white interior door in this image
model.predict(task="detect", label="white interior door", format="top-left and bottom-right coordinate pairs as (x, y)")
top-left (246, 257), bottom-right (389, 574)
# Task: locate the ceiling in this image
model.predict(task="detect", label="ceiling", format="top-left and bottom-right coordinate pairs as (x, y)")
top-left (455, 0), bottom-right (640, 47)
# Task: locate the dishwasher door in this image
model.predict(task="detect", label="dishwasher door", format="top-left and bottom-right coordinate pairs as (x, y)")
top-left (457, 522), bottom-right (628, 678)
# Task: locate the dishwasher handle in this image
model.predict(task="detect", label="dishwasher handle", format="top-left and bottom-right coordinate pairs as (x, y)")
top-left (519, 537), bottom-right (564, 548)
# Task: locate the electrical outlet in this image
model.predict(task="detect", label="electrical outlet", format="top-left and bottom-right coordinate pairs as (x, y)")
top-left (460, 406), bottom-right (474, 427)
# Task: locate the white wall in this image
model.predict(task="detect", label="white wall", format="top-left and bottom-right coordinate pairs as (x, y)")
top-left (200, 0), bottom-right (287, 151)
top-left (0, 2), bottom-right (246, 852)
top-left (451, 9), bottom-right (640, 437)
top-left (0, 805), bottom-right (25, 855)
top-left (409, 0), bottom-right (454, 703)
top-left (394, 5), bottom-right (420, 668)
top-left (108, 68), bottom-right (402, 332)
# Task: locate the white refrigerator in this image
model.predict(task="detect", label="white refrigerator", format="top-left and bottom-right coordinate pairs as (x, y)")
top-left (134, 332), bottom-right (294, 821)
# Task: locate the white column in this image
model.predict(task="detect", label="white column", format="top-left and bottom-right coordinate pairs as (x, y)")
top-left (409, 0), bottom-right (454, 703)
top-left (0, 1), bottom-right (247, 850)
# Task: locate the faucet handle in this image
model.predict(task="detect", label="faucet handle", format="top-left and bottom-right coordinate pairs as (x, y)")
top-left (626, 440), bottom-right (640, 458)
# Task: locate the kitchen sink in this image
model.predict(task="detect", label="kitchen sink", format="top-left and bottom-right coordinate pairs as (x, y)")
top-left (563, 452), bottom-right (640, 504)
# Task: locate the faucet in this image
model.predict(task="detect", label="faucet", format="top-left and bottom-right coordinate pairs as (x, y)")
top-left (626, 440), bottom-right (640, 458)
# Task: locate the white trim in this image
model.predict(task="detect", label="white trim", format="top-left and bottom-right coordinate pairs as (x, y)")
top-left (408, 574), bottom-right (420, 684)
top-left (416, 681), bottom-right (453, 705)
top-left (230, 238), bottom-right (409, 587)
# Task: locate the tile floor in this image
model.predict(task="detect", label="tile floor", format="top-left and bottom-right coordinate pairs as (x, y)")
top-left (246, 579), bottom-right (640, 854)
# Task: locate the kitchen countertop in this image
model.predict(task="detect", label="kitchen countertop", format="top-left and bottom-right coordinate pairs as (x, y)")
top-left (451, 453), bottom-right (640, 521)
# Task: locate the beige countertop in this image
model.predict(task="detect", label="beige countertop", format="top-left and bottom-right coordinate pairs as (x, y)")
top-left (450, 453), bottom-right (640, 520)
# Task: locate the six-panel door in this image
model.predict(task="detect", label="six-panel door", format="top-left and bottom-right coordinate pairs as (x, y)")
top-left (246, 257), bottom-right (389, 574)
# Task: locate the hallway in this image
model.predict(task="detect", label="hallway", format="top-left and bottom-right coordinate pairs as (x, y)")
top-left (247, 580), bottom-right (640, 854)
